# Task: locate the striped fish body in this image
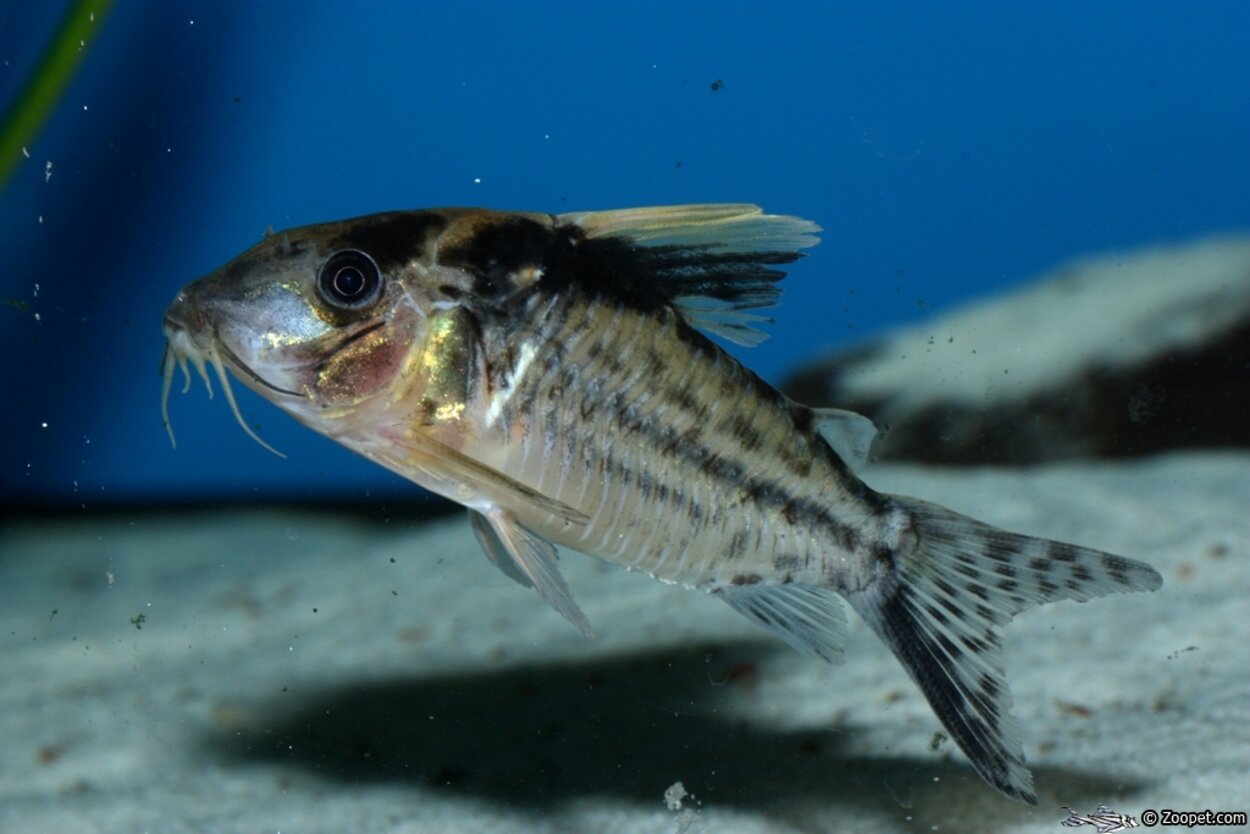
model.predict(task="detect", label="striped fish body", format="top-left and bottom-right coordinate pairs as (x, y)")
top-left (162, 204), bottom-right (1162, 806)
top-left (455, 288), bottom-right (896, 593)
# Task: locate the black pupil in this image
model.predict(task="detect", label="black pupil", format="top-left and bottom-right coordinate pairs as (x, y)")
top-left (319, 250), bottom-right (380, 308)
top-left (333, 265), bottom-right (366, 297)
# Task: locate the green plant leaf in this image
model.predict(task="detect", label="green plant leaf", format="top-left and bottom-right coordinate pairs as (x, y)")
top-left (0, 0), bottom-right (113, 189)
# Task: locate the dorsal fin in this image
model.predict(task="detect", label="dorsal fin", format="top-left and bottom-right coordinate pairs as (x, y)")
top-left (557, 204), bottom-right (820, 346)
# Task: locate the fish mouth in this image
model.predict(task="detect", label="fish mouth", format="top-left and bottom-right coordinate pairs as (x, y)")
top-left (161, 313), bottom-right (300, 458)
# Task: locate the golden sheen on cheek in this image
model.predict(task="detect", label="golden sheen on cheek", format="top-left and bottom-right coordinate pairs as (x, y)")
top-left (314, 329), bottom-right (408, 405)
top-left (258, 288), bottom-right (334, 350)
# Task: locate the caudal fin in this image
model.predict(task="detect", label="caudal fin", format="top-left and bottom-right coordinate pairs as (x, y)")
top-left (846, 496), bottom-right (1162, 804)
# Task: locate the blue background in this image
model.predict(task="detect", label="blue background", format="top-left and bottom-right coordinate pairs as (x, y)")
top-left (2, 1), bottom-right (1248, 506)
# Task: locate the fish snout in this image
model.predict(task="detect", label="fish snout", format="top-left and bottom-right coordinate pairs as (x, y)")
top-left (162, 287), bottom-right (208, 342)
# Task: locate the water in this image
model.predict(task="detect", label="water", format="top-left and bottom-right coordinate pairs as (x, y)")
top-left (3, 1), bottom-right (1247, 503)
top-left (1, 4), bottom-right (1247, 832)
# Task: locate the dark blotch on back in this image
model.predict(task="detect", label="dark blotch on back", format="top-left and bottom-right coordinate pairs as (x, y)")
top-left (330, 212), bottom-right (447, 275)
top-left (561, 233), bottom-right (671, 311)
top-left (440, 215), bottom-right (567, 299)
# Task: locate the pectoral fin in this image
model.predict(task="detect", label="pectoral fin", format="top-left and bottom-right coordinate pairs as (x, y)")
top-left (469, 508), bottom-right (594, 638)
top-left (378, 428), bottom-right (588, 525)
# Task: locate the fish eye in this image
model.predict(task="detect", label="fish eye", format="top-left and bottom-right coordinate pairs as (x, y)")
top-left (317, 250), bottom-right (383, 310)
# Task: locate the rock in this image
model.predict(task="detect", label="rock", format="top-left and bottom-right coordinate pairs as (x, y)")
top-left (783, 236), bottom-right (1250, 464)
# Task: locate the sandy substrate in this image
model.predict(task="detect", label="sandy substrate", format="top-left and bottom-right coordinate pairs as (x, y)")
top-left (782, 235), bottom-right (1250, 464)
top-left (2, 452), bottom-right (1246, 833)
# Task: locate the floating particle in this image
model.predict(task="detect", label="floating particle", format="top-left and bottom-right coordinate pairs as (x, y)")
top-left (664, 781), bottom-right (689, 811)
top-left (1055, 699), bottom-right (1094, 718)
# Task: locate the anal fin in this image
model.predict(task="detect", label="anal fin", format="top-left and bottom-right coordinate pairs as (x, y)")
top-left (716, 582), bottom-right (848, 665)
top-left (469, 508), bottom-right (594, 638)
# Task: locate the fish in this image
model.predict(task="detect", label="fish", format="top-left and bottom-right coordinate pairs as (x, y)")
top-left (1061, 804), bottom-right (1141, 832)
top-left (161, 203), bottom-right (1163, 804)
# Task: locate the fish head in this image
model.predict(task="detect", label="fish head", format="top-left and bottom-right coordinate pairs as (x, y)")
top-left (161, 211), bottom-right (469, 449)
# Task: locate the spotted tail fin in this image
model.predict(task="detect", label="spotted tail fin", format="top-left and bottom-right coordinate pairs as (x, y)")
top-left (846, 496), bottom-right (1162, 804)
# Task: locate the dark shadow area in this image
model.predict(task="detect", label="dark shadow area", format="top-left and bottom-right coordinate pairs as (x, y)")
top-left (204, 641), bottom-right (1148, 829)
top-left (784, 322), bottom-right (1250, 466)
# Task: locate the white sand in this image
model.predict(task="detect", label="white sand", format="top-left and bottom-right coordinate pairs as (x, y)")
top-left (824, 235), bottom-right (1250, 414)
top-left (2, 452), bottom-right (1246, 833)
